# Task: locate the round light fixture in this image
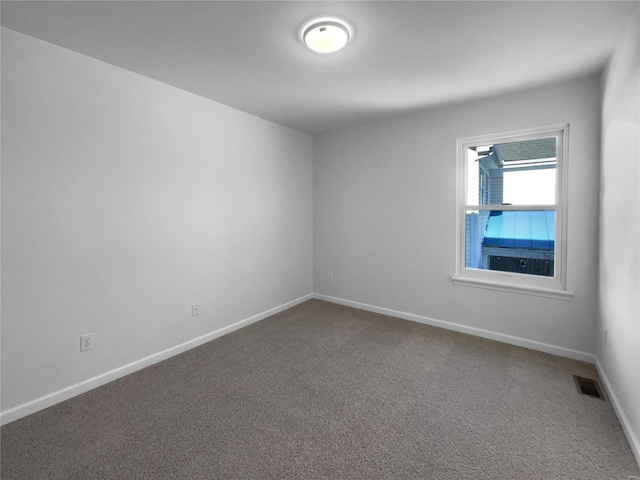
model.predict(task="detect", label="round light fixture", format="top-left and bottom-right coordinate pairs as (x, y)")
top-left (301, 17), bottom-right (352, 54)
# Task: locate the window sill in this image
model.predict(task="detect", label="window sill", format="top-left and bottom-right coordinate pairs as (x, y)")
top-left (451, 275), bottom-right (574, 300)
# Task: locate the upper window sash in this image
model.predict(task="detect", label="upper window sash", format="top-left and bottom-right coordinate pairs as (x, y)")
top-left (460, 128), bottom-right (565, 208)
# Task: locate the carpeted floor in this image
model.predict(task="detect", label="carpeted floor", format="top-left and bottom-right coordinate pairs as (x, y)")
top-left (2, 299), bottom-right (639, 479)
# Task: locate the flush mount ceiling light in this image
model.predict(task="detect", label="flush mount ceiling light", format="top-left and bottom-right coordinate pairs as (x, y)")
top-left (301, 17), bottom-right (352, 54)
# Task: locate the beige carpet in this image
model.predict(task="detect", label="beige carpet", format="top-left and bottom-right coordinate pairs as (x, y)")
top-left (2, 299), bottom-right (638, 479)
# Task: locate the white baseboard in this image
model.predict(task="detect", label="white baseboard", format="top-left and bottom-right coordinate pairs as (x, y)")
top-left (0, 293), bottom-right (314, 426)
top-left (313, 293), bottom-right (596, 363)
top-left (594, 358), bottom-right (640, 467)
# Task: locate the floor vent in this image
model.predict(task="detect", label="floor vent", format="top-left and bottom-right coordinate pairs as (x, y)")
top-left (573, 375), bottom-right (605, 400)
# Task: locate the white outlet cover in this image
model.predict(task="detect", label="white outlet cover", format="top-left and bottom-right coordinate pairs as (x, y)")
top-left (80, 333), bottom-right (94, 352)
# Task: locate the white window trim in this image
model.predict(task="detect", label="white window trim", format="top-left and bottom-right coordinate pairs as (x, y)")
top-left (452, 124), bottom-right (574, 299)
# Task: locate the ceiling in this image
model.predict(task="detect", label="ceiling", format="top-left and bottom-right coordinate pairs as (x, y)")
top-left (2, 1), bottom-right (637, 134)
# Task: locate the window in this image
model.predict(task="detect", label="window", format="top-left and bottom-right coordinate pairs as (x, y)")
top-left (453, 125), bottom-right (572, 298)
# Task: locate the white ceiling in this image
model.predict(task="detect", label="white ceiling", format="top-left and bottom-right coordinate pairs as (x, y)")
top-left (2, 1), bottom-right (637, 134)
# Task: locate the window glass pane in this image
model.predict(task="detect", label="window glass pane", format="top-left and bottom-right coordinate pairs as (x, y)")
top-left (466, 137), bottom-right (556, 205)
top-left (465, 209), bottom-right (555, 277)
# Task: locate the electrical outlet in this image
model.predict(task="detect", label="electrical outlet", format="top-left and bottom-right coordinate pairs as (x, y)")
top-left (328, 272), bottom-right (333, 282)
top-left (192, 303), bottom-right (200, 316)
top-left (80, 333), bottom-right (94, 352)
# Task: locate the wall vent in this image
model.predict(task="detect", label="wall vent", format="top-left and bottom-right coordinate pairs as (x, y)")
top-left (573, 375), bottom-right (605, 400)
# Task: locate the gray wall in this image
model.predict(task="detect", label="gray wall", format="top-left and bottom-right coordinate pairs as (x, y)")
top-left (313, 75), bottom-right (601, 356)
top-left (1, 28), bottom-right (313, 413)
top-left (598, 14), bottom-right (640, 462)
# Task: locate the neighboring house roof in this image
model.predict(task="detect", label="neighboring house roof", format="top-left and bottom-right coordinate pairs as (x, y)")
top-left (493, 138), bottom-right (556, 163)
top-left (483, 210), bottom-right (555, 250)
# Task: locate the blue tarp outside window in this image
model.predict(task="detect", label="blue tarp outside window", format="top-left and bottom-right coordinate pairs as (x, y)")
top-left (483, 210), bottom-right (555, 250)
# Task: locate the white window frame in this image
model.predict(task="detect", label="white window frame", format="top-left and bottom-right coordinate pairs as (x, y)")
top-left (452, 124), bottom-right (573, 299)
